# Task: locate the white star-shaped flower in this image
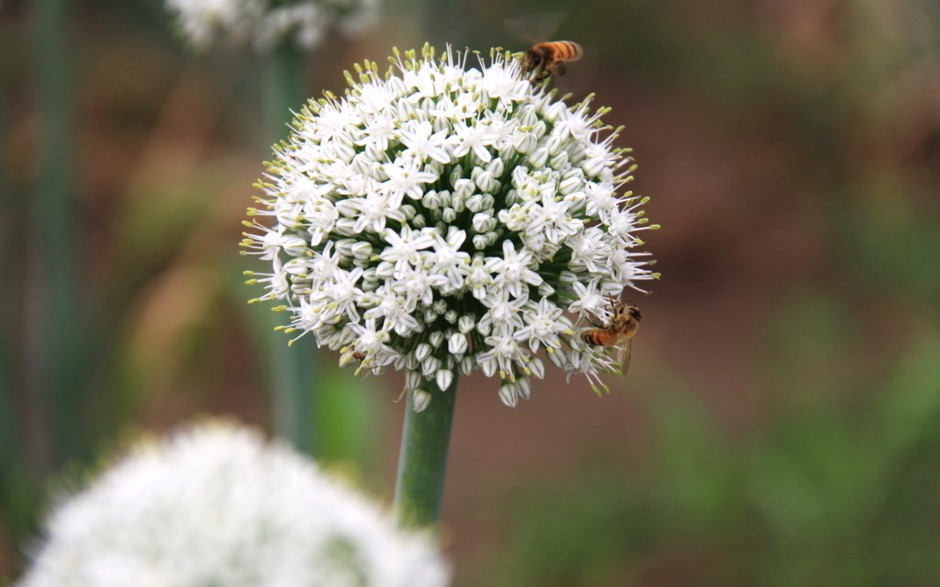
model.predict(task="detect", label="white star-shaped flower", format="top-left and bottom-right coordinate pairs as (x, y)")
top-left (380, 160), bottom-right (439, 207)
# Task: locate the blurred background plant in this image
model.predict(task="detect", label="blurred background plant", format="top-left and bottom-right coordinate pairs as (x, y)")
top-left (2, 0), bottom-right (939, 585)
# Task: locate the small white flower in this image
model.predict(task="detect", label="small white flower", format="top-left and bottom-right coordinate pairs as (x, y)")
top-left (485, 240), bottom-right (543, 300)
top-left (379, 226), bottom-right (436, 278)
top-left (400, 120), bottom-right (452, 165)
top-left (363, 286), bottom-right (420, 336)
top-left (381, 161), bottom-right (438, 207)
top-left (567, 227), bottom-right (607, 273)
top-left (448, 332), bottom-right (469, 355)
top-left (436, 369), bottom-right (454, 392)
top-left (166, 0), bottom-right (380, 51)
top-left (477, 333), bottom-right (525, 379)
top-left (16, 423), bottom-right (449, 587)
top-left (477, 292), bottom-right (526, 337)
top-left (498, 381), bottom-right (520, 407)
top-left (391, 265), bottom-right (448, 311)
top-left (412, 389), bottom-right (432, 412)
top-left (449, 119), bottom-right (499, 163)
top-left (246, 45), bottom-right (658, 404)
top-left (567, 279), bottom-right (610, 321)
top-left (430, 228), bottom-right (471, 294)
top-left (515, 297), bottom-right (572, 353)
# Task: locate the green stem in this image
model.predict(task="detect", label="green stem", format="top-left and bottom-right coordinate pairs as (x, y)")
top-left (268, 332), bottom-right (317, 455)
top-left (393, 375), bottom-right (459, 530)
top-left (264, 42), bottom-right (305, 141)
top-left (263, 42), bottom-right (317, 456)
top-left (32, 0), bottom-right (77, 472)
top-left (0, 362), bottom-right (18, 487)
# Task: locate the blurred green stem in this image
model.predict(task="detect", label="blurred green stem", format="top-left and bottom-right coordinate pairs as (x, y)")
top-left (263, 42), bottom-right (317, 456)
top-left (265, 42), bottom-right (304, 134)
top-left (31, 0), bottom-right (77, 473)
top-left (394, 376), bottom-right (459, 531)
top-left (1, 30), bottom-right (16, 480)
top-left (0, 363), bottom-right (18, 485)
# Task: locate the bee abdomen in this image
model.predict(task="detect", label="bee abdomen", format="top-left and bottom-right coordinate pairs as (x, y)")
top-left (554, 41), bottom-right (583, 61)
top-left (580, 330), bottom-right (607, 346)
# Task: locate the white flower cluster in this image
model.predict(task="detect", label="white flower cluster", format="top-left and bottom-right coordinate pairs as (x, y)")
top-left (244, 45), bottom-right (657, 408)
top-left (17, 423), bottom-right (450, 587)
top-left (166, 0), bottom-right (379, 50)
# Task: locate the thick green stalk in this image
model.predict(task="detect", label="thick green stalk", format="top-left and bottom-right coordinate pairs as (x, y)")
top-left (0, 362), bottom-right (18, 489)
top-left (394, 376), bottom-right (459, 530)
top-left (1, 37), bottom-right (16, 478)
top-left (264, 42), bottom-right (305, 139)
top-left (263, 42), bottom-right (317, 456)
top-left (32, 0), bottom-right (77, 472)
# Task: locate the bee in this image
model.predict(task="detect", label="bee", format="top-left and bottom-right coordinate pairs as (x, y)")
top-left (580, 297), bottom-right (643, 375)
top-left (522, 41), bottom-right (583, 83)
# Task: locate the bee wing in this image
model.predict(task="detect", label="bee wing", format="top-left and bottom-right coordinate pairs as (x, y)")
top-left (618, 337), bottom-right (633, 377)
top-left (504, 11), bottom-right (568, 44)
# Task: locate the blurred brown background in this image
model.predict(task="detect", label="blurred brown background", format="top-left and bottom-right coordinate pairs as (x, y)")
top-left (3, 0), bottom-right (940, 585)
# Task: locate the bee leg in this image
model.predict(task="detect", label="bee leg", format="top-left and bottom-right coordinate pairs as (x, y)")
top-left (584, 310), bottom-right (603, 328)
top-left (530, 68), bottom-right (549, 83)
top-left (556, 63), bottom-right (567, 76)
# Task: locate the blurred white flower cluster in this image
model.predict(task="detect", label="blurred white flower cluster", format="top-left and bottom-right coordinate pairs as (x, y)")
top-left (17, 423), bottom-right (449, 587)
top-left (166, 0), bottom-right (379, 50)
top-left (244, 45), bottom-right (657, 408)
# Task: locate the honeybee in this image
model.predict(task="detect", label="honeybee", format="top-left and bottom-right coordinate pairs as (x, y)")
top-left (581, 298), bottom-right (643, 375)
top-left (522, 41), bottom-right (583, 82)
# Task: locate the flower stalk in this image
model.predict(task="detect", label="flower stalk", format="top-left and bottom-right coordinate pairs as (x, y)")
top-left (31, 0), bottom-right (79, 472)
top-left (265, 41), bottom-right (305, 134)
top-left (394, 374), bottom-right (459, 530)
top-left (263, 40), bottom-right (318, 455)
